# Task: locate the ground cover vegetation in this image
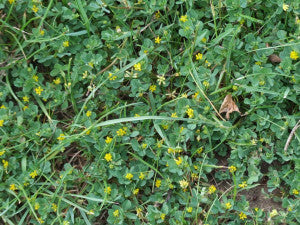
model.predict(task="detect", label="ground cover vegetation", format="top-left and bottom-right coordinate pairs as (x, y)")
top-left (0, 0), bottom-right (299, 224)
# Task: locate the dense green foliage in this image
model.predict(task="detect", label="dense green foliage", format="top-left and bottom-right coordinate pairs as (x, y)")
top-left (0, 0), bottom-right (299, 224)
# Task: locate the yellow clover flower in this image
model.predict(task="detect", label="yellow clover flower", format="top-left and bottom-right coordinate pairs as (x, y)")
top-left (104, 153), bottom-right (112, 162)
top-left (139, 172), bottom-right (145, 180)
top-left (2, 159), bottom-right (8, 169)
top-left (23, 96), bottom-right (29, 102)
top-left (292, 189), bottom-right (299, 195)
top-left (239, 181), bottom-right (247, 188)
top-left (30, 170), bottom-right (38, 178)
top-left (290, 50), bottom-right (299, 60)
top-left (239, 212), bottom-right (247, 220)
top-left (133, 188), bottom-right (139, 195)
top-left (186, 108), bottom-right (194, 118)
top-left (53, 77), bottom-right (61, 85)
top-left (125, 173), bottom-right (133, 180)
top-left (105, 136), bottom-right (113, 144)
top-left (180, 15), bottom-right (188, 22)
top-left (208, 185), bottom-right (216, 194)
top-left (104, 186), bottom-right (112, 194)
top-left (155, 179), bottom-right (162, 188)
top-left (149, 85), bottom-right (156, 92)
top-left (63, 41), bottom-right (69, 47)
top-left (134, 62), bottom-right (142, 71)
top-left (225, 202), bottom-right (232, 209)
top-left (86, 111), bottom-right (92, 117)
top-left (52, 203), bottom-right (58, 212)
top-left (9, 184), bottom-right (17, 191)
top-left (32, 5), bottom-right (39, 13)
top-left (196, 53), bottom-right (203, 60)
top-left (155, 36), bottom-right (161, 44)
top-left (113, 209), bottom-right (119, 217)
top-left (174, 156), bottom-right (183, 165)
top-left (35, 86), bottom-right (43, 95)
top-left (229, 165), bottom-right (237, 173)
top-left (186, 207), bottom-right (193, 213)
top-left (57, 133), bottom-right (66, 141)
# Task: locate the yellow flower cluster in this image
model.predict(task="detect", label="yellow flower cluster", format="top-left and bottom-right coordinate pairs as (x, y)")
top-left (104, 186), bottom-right (112, 194)
top-left (180, 15), bottom-right (188, 22)
top-left (104, 153), bottom-right (112, 162)
top-left (139, 172), bottom-right (145, 180)
top-left (53, 77), bottom-right (61, 85)
top-left (203, 80), bottom-right (209, 88)
top-left (113, 209), bottom-right (119, 217)
top-left (35, 86), bottom-right (43, 95)
top-left (125, 173), bottom-right (133, 180)
top-left (57, 133), bottom-right (65, 141)
top-left (155, 179), bottom-right (162, 188)
top-left (86, 111), bottom-right (92, 117)
top-left (23, 96), bottom-right (29, 102)
top-left (225, 202), bottom-right (232, 209)
top-left (186, 108), bottom-right (194, 118)
top-left (171, 112), bottom-right (177, 118)
top-left (108, 73), bottom-right (117, 80)
top-left (208, 185), bottom-right (216, 194)
top-left (52, 203), bottom-right (58, 212)
top-left (133, 188), bottom-right (139, 195)
top-left (32, 75), bottom-right (38, 82)
top-left (32, 5), bottom-right (39, 13)
top-left (149, 85), bottom-right (156, 92)
top-left (134, 63), bottom-right (142, 71)
top-left (30, 170), bottom-right (38, 178)
top-left (239, 212), bottom-right (247, 220)
top-left (290, 50), bottom-right (299, 60)
top-left (174, 156), bottom-right (183, 165)
top-left (136, 208), bottom-right (143, 217)
top-left (186, 207), bottom-right (193, 213)
top-left (35, 203), bottom-right (40, 210)
top-left (155, 36), bottom-right (161, 44)
top-left (63, 41), bottom-right (69, 47)
top-left (105, 136), bottom-right (113, 144)
top-left (116, 127), bottom-right (127, 136)
top-left (229, 165), bottom-right (237, 173)
top-left (2, 159), bottom-right (8, 169)
top-left (10, 184), bottom-right (17, 191)
top-left (196, 53), bottom-right (203, 60)
top-left (239, 181), bottom-right (247, 188)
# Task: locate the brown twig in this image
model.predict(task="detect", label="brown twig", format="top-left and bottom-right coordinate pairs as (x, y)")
top-left (85, 58), bottom-right (119, 96)
top-left (95, 58), bottom-right (118, 76)
top-left (284, 119), bottom-right (300, 152)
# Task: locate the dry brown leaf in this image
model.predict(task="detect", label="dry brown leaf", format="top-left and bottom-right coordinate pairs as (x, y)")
top-left (268, 54), bottom-right (281, 64)
top-left (219, 94), bottom-right (241, 120)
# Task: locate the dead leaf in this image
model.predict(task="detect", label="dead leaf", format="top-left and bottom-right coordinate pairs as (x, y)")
top-left (268, 54), bottom-right (281, 64)
top-left (219, 94), bottom-right (241, 120)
